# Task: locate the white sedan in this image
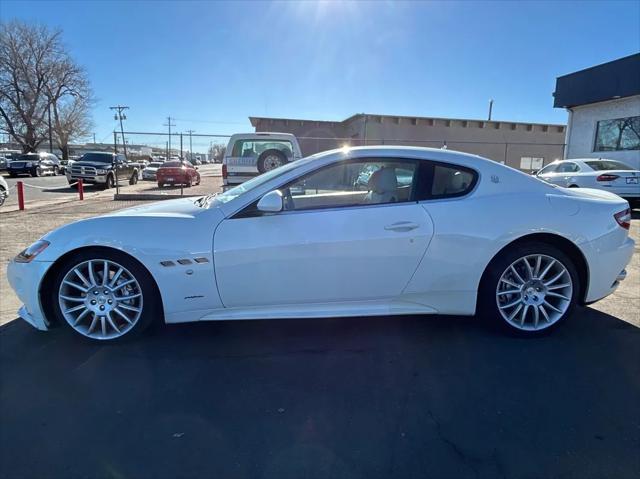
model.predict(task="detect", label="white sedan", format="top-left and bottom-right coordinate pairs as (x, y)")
top-left (7, 147), bottom-right (635, 342)
top-left (535, 158), bottom-right (640, 208)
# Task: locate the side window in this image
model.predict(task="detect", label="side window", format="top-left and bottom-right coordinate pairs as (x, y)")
top-left (281, 159), bottom-right (418, 211)
top-left (556, 162), bottom-right (579, 173)
top-left (116, 154), bottom-right (126, 163)
top-left (430, 164), bottom-right (476, 198)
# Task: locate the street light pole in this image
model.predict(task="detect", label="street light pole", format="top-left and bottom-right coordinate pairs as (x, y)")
top-left (110, 105), bottom-right (129, 160)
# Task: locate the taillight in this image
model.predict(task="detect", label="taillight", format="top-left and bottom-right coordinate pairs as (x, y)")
top-left (597, 174), bottom-right (619, 182)
top-left (222, 164), bottom-right (227, 179)
top-left (614, 208), bottom-right (631, 230)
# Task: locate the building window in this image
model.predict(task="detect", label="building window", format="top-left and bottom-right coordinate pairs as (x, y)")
top-left (520, 157), bottom-right (544, 170)
top-left (594, 116), bottom-right (640, 151)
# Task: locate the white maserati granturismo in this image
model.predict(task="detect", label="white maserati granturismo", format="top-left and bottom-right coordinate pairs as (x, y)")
top-left (7, 146), bottom-right (635, 342)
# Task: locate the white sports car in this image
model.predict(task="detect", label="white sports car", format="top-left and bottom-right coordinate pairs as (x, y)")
top-left (7, 146), bottom-right (635, 342)
top-left (535, 158), bottom-right (640, 208)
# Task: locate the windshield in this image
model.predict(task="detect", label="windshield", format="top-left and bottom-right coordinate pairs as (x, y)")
top-left (585, 160), bottom-right (634, 171)
top-left (80, 153), bottom-right (113, 163)
top-left (204, 156), bottom-right (317, 207)
top-left (17, 154), bottom-right (40, 161)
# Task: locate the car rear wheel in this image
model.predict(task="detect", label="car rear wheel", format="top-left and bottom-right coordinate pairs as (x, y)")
top-left (53, 166), bottom-right (59, 176)
top-left (129, 172), bottom-right (138, 185)
top-left (32, 166), bottom-right (41, 177)
top-left (479, 243), bottom-right (579, 335)
top-left (51, 250), bottom-right (159, 342)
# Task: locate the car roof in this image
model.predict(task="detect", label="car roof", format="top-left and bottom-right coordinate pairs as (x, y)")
top-left (229, 132), bottom-right (297, 141)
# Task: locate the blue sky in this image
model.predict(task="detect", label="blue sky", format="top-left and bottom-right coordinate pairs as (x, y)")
top-left (2, 0), bottom-right (639, 149)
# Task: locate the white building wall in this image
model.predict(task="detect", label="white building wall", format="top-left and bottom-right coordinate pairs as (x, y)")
top-left (566, 95), bottom-right (640, 169)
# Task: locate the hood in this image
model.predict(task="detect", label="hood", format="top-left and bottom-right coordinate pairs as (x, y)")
top-left (103, 197), bottom-right (206, 218)
top-left (73, 160), bottom-right (114, 168)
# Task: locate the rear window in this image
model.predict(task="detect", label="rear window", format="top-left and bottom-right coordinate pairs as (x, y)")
top-left (430, 164), bottom-right (476, 198)
top-left (149, 162), bottom-right (163, 167)
top-left (160, 161), bottom-right (182, 168)
top-left (585, 160), bottom-right (634, 171)
top-left (80, 153), bottom-right (114, 163)
top-left (231, 139), bottom-right (293, 158)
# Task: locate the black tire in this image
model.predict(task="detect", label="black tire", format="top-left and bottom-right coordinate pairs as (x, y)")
top-left (568, 184), bottom-right (579, 188)
top-left (257, 149), bottom-right (287, 173)
top-left (478, 242), bottom-right (580, 336)
top-left (32, 167), bottom-right (41, 177)
top-left (49, 248), bottom-right (161, 342)
top-left (103, 174), bottom-right (115, 189)
top-left (0, 187), bottom-right (5, 207)
top-left (9, 172), bottom-right (17, 178)
top-left (129, 171), bottom-right (138, 185)
top-left (53, 166), bottom-right (59, 176)
top-left (186, 177), bottom-right (192, 187)
top-left (157, 182), bottom-right (163, 188)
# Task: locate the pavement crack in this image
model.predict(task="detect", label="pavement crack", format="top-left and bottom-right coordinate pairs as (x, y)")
top-left (427, 410), bottom-right (480, 479)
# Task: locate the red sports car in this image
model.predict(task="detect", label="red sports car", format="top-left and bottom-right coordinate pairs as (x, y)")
top-left (156, 160), bottom-right (201, 187)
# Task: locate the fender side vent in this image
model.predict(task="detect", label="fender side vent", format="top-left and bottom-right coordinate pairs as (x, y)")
top-left (193, 257), bottom-right (209, 264)
top-left (177, 259), bottom-right (192, 265)
top-left (160, 261), bottom-right (175, 267)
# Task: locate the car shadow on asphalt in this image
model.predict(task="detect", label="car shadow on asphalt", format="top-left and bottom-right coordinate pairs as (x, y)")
top-left (1, 308), bottom-right (638, 479)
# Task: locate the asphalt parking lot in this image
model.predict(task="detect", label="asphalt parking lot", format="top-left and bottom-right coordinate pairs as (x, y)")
top-left (0, 196), bottom-right (638, 479)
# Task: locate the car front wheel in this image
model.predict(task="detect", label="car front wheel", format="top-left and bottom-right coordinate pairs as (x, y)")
top-left (51, 250), bottom-right (159, 342)
top-left (480, 243), bottom-right (579, 335)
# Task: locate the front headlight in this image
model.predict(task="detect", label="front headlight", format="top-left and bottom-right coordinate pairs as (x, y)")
top-left (15, 240), bottom-right (50, 263)
top-left (96, 168), bottom-right (107, 174)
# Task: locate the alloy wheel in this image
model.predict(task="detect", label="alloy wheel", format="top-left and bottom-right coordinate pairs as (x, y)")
top-left (495, 254), bottom-right (572, 331)
top-left (58, 259), bottom-right (144, 340)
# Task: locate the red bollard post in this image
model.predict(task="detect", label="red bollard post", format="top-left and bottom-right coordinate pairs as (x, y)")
top-left (17, 181), bottom-right (25, 211)
top-left (78, 179), bottom-right (84, 200)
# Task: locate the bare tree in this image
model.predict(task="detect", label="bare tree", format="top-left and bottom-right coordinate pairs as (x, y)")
top-left (52, 95), bottom-right (93, 161)
top-left (0, 21), bottom-right (92, 154)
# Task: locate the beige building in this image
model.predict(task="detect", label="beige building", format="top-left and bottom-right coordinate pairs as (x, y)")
top-left (250, 113), bottom-right (566, 172)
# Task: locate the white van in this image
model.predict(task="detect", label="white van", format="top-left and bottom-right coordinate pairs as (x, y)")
top-left (223, 132), bottom-right (302, 186)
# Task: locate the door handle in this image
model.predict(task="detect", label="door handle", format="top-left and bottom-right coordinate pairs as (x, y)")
top-left (384, 221), bottom-right (419, 232)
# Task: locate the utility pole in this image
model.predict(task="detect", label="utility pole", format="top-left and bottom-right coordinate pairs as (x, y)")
top-left (186, 129), bottom-right (195, 161)
top-left (93, 133), bottom-right (96, 144)
top-left (488, 99), bottom-right (494, 121)
top-left (110, 105), bottom-right (129, 159)
top-left (164, 116), bottom-right (176, 158)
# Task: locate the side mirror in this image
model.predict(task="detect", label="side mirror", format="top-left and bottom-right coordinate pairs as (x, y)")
top-left (257, 190), bottom-right (283, 212)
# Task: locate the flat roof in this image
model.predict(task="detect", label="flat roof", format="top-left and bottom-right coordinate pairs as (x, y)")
top-left (553, 53), bottom-right (640, 108)
top-left (250, 113), bottom-right (564, 128)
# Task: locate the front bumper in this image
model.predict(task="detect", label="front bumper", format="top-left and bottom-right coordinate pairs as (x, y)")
top-left (6, 260), bottom-right (53, 331)
top-left (66, 172), bottom-right (107, 184)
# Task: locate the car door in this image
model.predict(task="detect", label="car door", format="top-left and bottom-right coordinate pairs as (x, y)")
top-left (114, 154), bottom-right (129, 182)
top-left (554, 162), bottom-right (580, 186)
top-left (213, 158), bottom-right (434, 308)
